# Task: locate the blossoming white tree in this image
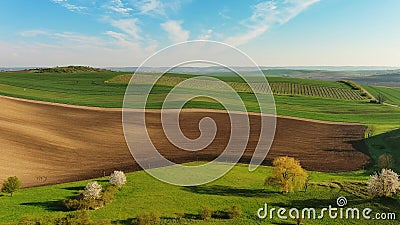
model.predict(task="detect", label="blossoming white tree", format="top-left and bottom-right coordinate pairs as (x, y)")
top-left (368, 169), bottom-right (400, 198)
top-left (83, 181), bottom-right (102, 200)
top-left (109, 171), bottom-right (127, 188)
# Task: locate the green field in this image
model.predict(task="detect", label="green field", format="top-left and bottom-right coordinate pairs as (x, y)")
top-left (112, 74), bottom-right (365, 100)
top-left (0, 71), bottom-right (127, 108)
top-left (1, 69), bottom-right (400, 224)
top-left (1, 163), bottom-right (398, 225)
top-left (1, 71), bottom-right (399, 127)
top-left (363, 85), bottom-right (400, 106)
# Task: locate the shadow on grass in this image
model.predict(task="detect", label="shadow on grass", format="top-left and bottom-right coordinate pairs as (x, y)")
top-left (61, 186), bottom-right (85, 191)
top-left (20, 200), bottom-right (66, 212)
top-left (61, 186), bottom-right (85, 195)
top-left (183, 213), bottom-right (201, 220)
top-left (117, 216), bottom-right (186, 225)
top-left (182, 185), bottom-right (276, 197)
top-left (271, 222), bottom-right (295, 225)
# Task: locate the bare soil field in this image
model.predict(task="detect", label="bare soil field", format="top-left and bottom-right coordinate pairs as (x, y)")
top-left (0, 96), bottom-right (369, 187)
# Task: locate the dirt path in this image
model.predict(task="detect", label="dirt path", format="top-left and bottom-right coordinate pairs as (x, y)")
top-left (0, 95), bottom-right (370, 187)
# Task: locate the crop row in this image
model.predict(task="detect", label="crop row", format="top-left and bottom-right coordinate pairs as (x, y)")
top-left (109, 75), bottom-right (365, 101)
top-left (267, 83), bottom-right (365, 100)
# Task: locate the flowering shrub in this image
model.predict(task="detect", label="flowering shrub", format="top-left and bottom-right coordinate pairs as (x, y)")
top-left (109, 171), bottom-right (127, 188)
top-left (83, 181), bottom-right (102, 200)
top-left (368, 169), bottom-right (400, 198)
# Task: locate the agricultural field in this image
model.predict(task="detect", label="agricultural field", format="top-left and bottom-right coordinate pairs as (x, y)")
top-left (0, 71), bottom-right (399, 127)
top-left (0, 95), bottom-right (369, 187)
top-left (269, 83), bottom-right (365, 100)
top-left (1, 163), bottom-right (399, 225)
top-left (109, 74), bottom-right (365, 100)
top-left (0, 71), bottom-right (127, 108)
top-left (363, 85), bottom-right (400, 106)
top-left (0, 69), bottom-right (399, 224)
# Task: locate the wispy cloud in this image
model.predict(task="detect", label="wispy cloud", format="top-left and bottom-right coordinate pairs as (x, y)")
top-left (51, 0), bottom-right (87, 12)
top-left (20, 30), bottom-right (48, 37)
top-left (218, 6), bottom-right (231, 20)
top-left (109, 18), bottom-right (141, 40)
top-left (104, 0), bottom-right (133, 15)
top-left (133, 0), bottom-right (188, 17)
top-left (19, 30), bottom-right (104, 47)
top-left (161, 20), bottom-right (190, 43)
top-left (197, 29), bottom-right (213, 40)
top-left (134, 0), bottom-right (163, 15)
top-left (224, 0), bottom-right (319, 46)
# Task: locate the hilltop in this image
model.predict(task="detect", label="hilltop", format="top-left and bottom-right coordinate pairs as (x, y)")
top-left (27, 66), bottom-right (110, 73)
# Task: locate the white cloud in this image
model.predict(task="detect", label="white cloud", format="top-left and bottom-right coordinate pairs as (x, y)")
top-left (161, 20), bottom-right (190, 43)
top-left (133, 0), bottom-right (187, 17)
top-left (218, 6), bottom-right (231, 20)
top-left (20, 29), bottom-right (103, 46)
top-left (51, 0), bottom-right (87, 12)
top-left (110, 18), bottom-right (141, 40)
top-left (0, 40), bottom-right (150, 67)
top-left (20, 30), bottom-right (48, 37)
top-left (225, 25), bottom-right (269, 46)
top-left (224, 0), bottom-right (320, 46)
top-left (105, 31), bottom-right (138, 49)
top-left (135, 0), bottom-right (163, 15)
top-left (52, 32), bottom-right (103, 46)
top-left (197, 29), bottom-right (213, 40)
top-left (105, 0), bottom-right (133, 14)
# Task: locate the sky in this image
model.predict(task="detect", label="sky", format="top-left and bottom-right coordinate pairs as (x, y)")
top-left (0, 0), bottom-right (399, 67)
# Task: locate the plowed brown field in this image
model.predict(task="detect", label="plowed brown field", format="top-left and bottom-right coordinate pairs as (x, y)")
top-left (0, 96), bottom-right (370, 187)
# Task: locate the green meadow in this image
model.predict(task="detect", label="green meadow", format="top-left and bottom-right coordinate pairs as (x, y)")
top-left (0, 164), bottom-right (398, 225)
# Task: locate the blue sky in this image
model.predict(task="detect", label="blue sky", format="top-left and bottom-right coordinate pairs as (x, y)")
top-left (0, 0), bottom-right (399, 67)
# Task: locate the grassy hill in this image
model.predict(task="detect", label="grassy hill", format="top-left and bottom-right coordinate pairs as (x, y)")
top-left (1, 163), bottom-right (398, 225)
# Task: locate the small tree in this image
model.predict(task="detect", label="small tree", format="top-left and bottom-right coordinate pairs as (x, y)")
top-left (266, 156), bottom-right (308, 193)
top-left (1, 176), bottom-right (21, 196)
top-left (378, 154), bottom-right (394, 169)
top-left (376, 94), bottom-right (386, 104)
top-left (200, 205), bottom-right (213, 220)
top-left (83, 181), bottom-right (102, 200)
top-left (368, 169), bottom-right (400, 198)
top-left (366, 125), bottom-right (376, 138)
top-left (109, 171), bottom-right (127, 188)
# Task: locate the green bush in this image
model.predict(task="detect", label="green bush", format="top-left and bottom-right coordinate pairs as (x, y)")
top-left (101, 185), bottom-right (118, 204)
top-left (18, 215), bottom-right (54, 225)
top-left (200, 205), bottom-right (213, 220)
top-left (174, 211), bottom-right (185, 219)
top-left (226, 205), bottom-right (242, 219)
top-left (54, 211), bottom-right (92, 225)
top-left (17, 211), bottom-right (113, 225)
top-left (64, 184), bottom-right (118, 211)
top-left (134, 211), bottom-right (160, 225)
top-left (64, 193), bottom-right (104, 210)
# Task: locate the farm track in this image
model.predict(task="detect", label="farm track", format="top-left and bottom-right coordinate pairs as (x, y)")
top-left (0, 95), bottom-right (369, 187)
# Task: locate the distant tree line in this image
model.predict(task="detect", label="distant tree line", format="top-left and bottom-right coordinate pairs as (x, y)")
top-left (30, 66), bottom-right (110, 73)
